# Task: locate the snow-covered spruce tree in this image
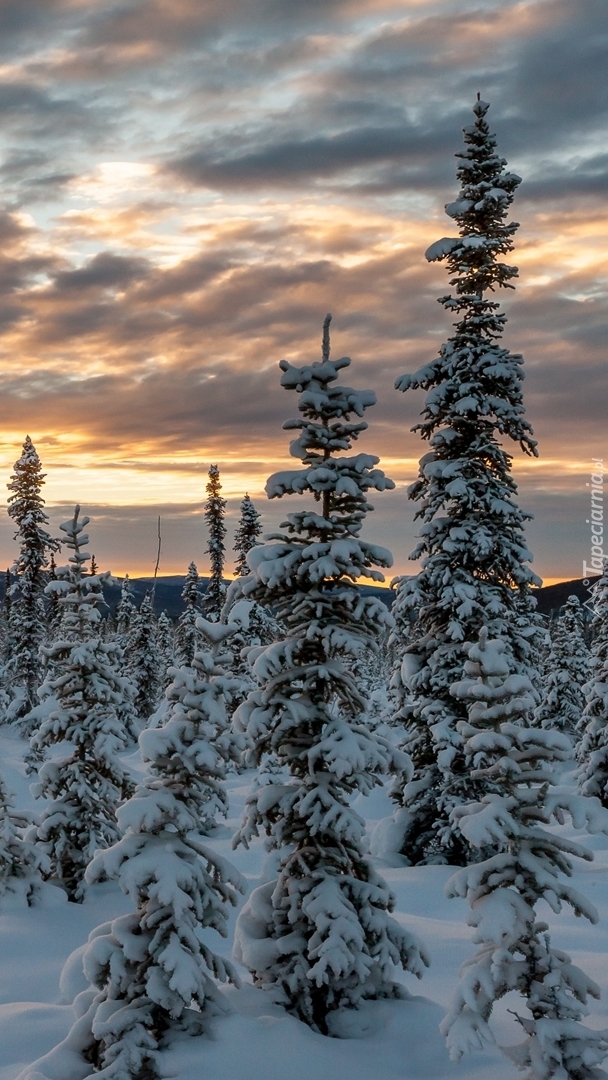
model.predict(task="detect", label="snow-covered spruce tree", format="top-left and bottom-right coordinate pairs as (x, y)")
top-left (232, 315), bottom-right (428, 1034)
top-left (156, 609), bottom-right (175, 692)
top-left (0, 769), bottom-right (48, 906)
top-left (31, 507), bottom-right (135, 901)
top-left (58, 618), bottom-right (246, 1079)
top-left (441, 628), bottom-right (608, 1079)
top-left (577, 568), bottom-right (608, 803)
top-left (202, 464), bottom-right (226, 622)
top-left (535, 596), bottom-right (589, 736)
top-left (234, 493), bottom-right (262, 576)
top-left (115, 574), bottom-right (137, 645)
top-left (174, 561), bottom-right (200, 668)
top-left (5, 436), bottom-right (60, 723)
top-left (126, 591), bottom-right (160, 723)
top-left (391, 97), bottom-right (542, 865)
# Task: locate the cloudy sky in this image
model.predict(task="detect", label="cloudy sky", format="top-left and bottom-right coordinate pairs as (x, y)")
top-left (0, 0), bottom-right (606, 583)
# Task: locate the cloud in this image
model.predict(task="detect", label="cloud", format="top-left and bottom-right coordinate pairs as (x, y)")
top-left (50, 251), bottom-right (152, 292)
top-left (167, 123), bottom-right (454, 190)
top-left (0, 0), bottom-right (606, 582)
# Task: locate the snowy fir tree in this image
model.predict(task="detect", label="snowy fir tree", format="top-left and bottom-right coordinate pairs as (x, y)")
top-left (234, 493), bottom-right (262, 576)
top-left (202, 464), bottom-right (227, 621)
top-left (59, 617), bottom-right (246, 1079)
top-left (232, 315), bottom-right (428, 1034)
top-left (116, 574), bottom-right (137, 645)
top-left (126, 591), bottom-right (160, 723)
top-left (31, 507), bottom-right (135, 901)
top-left (535, 595), bottom-right (589, 736)
top-left (441, 627), bottom-right (608, 1080)
top-left (577, 568), bottom-right (608, 804)
top-left (156, 609), bottom-right (175, 692)
top-left (390, 97), bottom-right (542, 865)
top-left (0, 769), bottom-right (48, 907)
top-left (5, 436), bottom-right (60, 723)
top-left (174, 561), bottom-right (200, 667)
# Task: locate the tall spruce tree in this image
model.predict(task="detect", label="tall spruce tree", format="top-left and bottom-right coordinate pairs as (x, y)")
top-left (442, 628), bottom-right (608, 1080)
top-left (390, 97), bottom-right (541, 865)
top-left (233, 316), bottom-right (428, 1033)
top-left (234, 493), bottom-right (262, 576)
top-left (202, 464), bottom-right (226, 621)
top-left (5, 436), bottom-right (60, 722)
top-left (535, 595), bottom-right (589, 736)
top-left (31, 507), bottom-right (134, 901)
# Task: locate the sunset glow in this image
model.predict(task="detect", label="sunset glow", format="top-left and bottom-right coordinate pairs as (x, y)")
top-left (0, 0), bottom-right (605, 581)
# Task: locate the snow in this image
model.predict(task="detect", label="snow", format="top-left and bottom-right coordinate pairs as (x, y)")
top-left (3, 727), bottom-right (608, 1080)
top-left (425, 237), bottom-right (460, 262)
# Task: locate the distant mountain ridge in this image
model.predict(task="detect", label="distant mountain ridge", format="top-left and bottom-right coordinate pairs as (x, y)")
top-left (0, 572), bottom-right (598, 621)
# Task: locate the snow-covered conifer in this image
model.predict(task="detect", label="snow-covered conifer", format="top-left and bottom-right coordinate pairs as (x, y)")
top-left (61, 618), bottom-right (246, 1078)
top-left (156, 609), bottom-right (175, 691)
top-left (115, 574), bottom-right (136, 644)
top-left (202, 464), bottom-right (226, 621)
top-left (31, 507), bottom-right (135, 901)
top-left (234, 493), bottom-right (262, 576)
top-left (577, 568), bottom-right (608, 804)
top-left (535, 595), bottom-right (589, 736)
top-left (174, 561), bottom-right (200, 667)
top-left (0, 770), bottom-right (48, 906)
top-left (391, 98), bottom-right (542, 864)
top-left (441, 628), bottom-right (608, 1080)
top-left (126, 591), bottom-right (160, 723)
top-left (5, 436), bottom-right (60, 722)
top-left (233, 315), bottom-right (428, 1033)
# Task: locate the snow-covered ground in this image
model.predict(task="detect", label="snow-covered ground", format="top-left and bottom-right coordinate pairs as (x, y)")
top-left (1, 728), bottom-right (608, 1080)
